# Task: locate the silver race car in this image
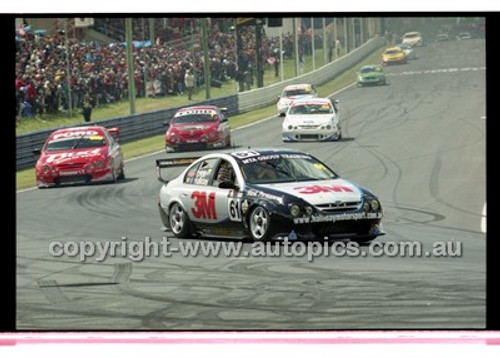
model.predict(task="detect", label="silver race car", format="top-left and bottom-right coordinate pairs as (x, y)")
top-left (157, 148), bottom-right (384, 242)
top-left (282, 98), bottom-right (341, 142)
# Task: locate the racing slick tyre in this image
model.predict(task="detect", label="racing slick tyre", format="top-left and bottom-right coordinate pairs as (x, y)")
top-left (117, 166), bottom-right (125, 180)
top-left (249, 206), bottom-right (272, 242)
top-left (169, 202), bottom-right (192, 238)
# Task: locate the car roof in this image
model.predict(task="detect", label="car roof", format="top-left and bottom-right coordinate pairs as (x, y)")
top-left (176, 105), bottom-right (218, 113)
top-left (404, 31), bottom-right (421, 36)
top-left (283, 84), bottom-right (313, 90)
top-left (289, 97), bottom-right (332, 105)
top-left (51, 126), bottom-right (105, 134)
top-left (385, 47), bottom-right (403, 52)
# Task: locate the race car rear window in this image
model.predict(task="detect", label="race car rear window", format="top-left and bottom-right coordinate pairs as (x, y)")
top-left (45, 136), bottom-right (107, 151)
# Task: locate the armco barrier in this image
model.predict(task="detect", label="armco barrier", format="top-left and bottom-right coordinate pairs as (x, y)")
top-left (16, 95), bottom-right (238, 170)
top-left (237, 37), bottom-right (385, 113)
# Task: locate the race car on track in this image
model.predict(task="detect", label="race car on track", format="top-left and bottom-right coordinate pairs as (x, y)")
top-left (395, 43), bottom-right (417, 60)
top-left (165, 105), bottom-right (231, 152)
top-left (435, 33), bottom-right (449, 42)
top-left (401, 31), bottom-right (423, 47)
top-left (282, 98), bottom-right (341, 141)
top-left (356, 64), bottom-right (386, 87)
top-left (156, 148), bottom-right (384, 242)
top-left (34, 125), bottom-right (125, 188)
top-left (382, 46), bottom-right (407, 65)
top-left (276, 84), bottom-right (318, 116)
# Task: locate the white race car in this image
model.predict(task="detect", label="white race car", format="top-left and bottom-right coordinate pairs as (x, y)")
top-left (277, 84), bottom-right (318, 116)
top-left (401, 31), bottom-right (423, 47)
top-left (282, 98), bottom-right (341, 142)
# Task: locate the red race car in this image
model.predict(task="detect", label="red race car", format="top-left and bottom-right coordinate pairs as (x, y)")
top-left (34, 126), bottom-right (125, 188)
top-left (165, 105), bottom-right (232, 152)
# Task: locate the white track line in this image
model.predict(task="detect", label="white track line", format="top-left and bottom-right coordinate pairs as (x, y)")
top-left (17, 82), bottom-right (357, 194)
top-left (481, 203), bottom-right (486, 233)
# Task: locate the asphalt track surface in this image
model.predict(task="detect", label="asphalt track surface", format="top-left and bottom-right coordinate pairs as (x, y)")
top-left (16, 39), bottom-right (486, 330)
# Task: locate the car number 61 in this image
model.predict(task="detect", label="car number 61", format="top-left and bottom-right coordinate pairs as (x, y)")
top-left (228, 198), bottom-right (242, 222)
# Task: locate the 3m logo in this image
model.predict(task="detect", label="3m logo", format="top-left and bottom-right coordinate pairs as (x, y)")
top-left (294, 185), bottom-right (354, 195)
top-left (191, 191), bottom-right (217, 220)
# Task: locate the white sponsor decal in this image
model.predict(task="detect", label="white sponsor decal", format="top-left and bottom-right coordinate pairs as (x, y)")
top-left (52, 130), bottom-right (100, 140)
top-left (45, 148), bottom-right (102, 164)
top-left (246, 189), bottom-right (284, 204)
top-left (293, 212), bottom-right (382, 224)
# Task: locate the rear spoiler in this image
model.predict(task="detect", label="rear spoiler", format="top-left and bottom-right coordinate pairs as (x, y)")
top-left (156, 157), bottom-right (200, 183)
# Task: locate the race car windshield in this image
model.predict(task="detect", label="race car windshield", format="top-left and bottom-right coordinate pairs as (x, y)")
top-left (283, 89), bottom-right (311, 97)
top-left (241, 156), bottom-right (337, 184)
top-left (173, 113), bottom-right (218, 124)
top-left (45, 136), bottom-right (107, 151)
top-left (289, 103), bottom-right (333, 115)
top-left (360, 67), bottom-right (381, 73)
top-left (385, 49), bottom-right (401, 55)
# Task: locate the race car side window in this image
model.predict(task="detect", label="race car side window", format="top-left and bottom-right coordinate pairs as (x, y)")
top-left (184, 162), bottom-right (201, 184)
top-left (191, 158), bottom-right (218, 186)
top-left (213, 160), bottom-right (238, 188)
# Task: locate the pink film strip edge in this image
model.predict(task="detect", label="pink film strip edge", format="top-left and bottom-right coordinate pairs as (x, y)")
top-left (1, 331), bottom-right (500, 345)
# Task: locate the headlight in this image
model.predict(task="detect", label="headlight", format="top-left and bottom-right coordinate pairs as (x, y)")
top-left (363, 202), bottom-right (370, 212)
top-left (305, 206), bottom-right (313, 216)
top-left (95, 160), bottom-right (103, 168)
top-left (371, 199), bottom-right (380, 211)
top-left (289, 204), bottom-right (301, 217)
top-left (168, 134), bottom-right (178, 143)
top-left (326, 124), bottom-right (332, 130)
top-left (42, 165), bottom-right (50, 172)
top-left (288, 125), bottom-right (293, 130)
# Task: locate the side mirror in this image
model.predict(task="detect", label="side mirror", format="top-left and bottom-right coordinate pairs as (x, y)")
top-left (163, 121), bottom-right (170, 128)
top-left (220, 107), bottom-right (228, 116)
top-left (107, 127), bottom-right (120, 142)
top-left (219, 180), bottom-right (239, 190)
top-left (32, 148), bottom-right (41, 156)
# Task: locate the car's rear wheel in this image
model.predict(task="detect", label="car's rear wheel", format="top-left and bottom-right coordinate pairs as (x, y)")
top-left (249, 206), bottom-right (271, 242)
top-left (117, 163), bottom-right (125, 180)
top-left (169, 202), bottom-right (191, 238)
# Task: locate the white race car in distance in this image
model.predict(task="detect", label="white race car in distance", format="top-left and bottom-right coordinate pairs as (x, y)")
top-left (401, 31), bottom-right (423, 47)
top-left (282, 98), bottom-right (341, 142)
top-left (277, 83), bottom-right (318, 116)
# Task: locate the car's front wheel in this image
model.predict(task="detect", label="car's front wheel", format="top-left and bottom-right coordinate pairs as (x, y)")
top-left (249, 206), bottom-right (271, 242)
top-left (169, 202), bottom-right (192, 238)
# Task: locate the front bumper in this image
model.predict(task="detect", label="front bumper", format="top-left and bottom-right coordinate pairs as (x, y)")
top-left (383, 57), bottom-right (406, 65)
top-left (358, 77), bottom-right (385, 86)
top-left (282, 128), bottom-right (341, 142)
top-left (36, 167), bottom-right (114, 188)
top-left (166, 137), bottom-right (224, 152)
top-left (267, 211), bottom-right (384, 241)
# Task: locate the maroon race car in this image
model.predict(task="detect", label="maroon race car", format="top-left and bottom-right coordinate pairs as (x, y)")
top-left (164, 105), bottom-right (232, 152)
top-left (34, 126), bottom-right (125, 188)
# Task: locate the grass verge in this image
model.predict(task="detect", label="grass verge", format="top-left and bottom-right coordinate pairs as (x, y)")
top-left (16, 46), bottom-right (384, 191)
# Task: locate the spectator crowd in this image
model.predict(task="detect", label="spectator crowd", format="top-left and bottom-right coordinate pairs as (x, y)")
top-left (15, 18), bottom-right (327, 120)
